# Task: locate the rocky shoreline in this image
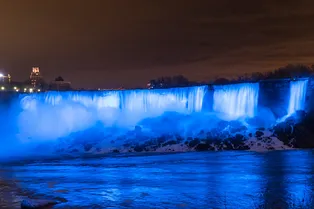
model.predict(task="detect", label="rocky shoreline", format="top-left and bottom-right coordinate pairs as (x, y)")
top-left (51, 111), bottom-right (314, 155)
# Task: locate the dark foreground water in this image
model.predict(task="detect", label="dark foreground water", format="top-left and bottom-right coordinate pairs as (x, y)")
top-left (1, 150), bottom-right (314, 209)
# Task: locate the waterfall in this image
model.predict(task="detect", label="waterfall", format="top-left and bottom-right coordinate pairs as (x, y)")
top-left (20, 86), bottom-right (207, 114)
top-left (17, 86), bottom-right (208, 139)
top-left (287, 80), bottom-right (308, 115)
top-left (213, 83), bottom-right (259, 119)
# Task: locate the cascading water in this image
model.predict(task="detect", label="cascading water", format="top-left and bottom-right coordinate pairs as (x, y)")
top-left (213, 83), bottom-right (259, 119)
top-left (18, 86), bottom-right (208, 139)
top-left (287, 80), bottom-right (308, 115)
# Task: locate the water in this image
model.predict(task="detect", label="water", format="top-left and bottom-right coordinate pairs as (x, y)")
top-left (288, 80), bottom-right (308, 115)
top-left (20, 86), bottom-right (207, 114)
top-left (213, 83), bottom-right (259, 119)
top-left (1, 151), bottom-right (314, 209)
top-left (17, 86), bottom-right (207, 140)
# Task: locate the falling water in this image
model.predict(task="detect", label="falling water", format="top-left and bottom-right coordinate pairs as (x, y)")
top-left (17, 86), bottom-right (208, 139)
top-left (20, 86), bottom-right (207, 114)
top-left (213, 83), bottom-right (259, 119)
top-left (287, 80), bottom-right (308, 115)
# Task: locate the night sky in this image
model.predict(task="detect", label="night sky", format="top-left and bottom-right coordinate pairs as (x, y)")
top-left (0, 0), bottom-right (314, 88)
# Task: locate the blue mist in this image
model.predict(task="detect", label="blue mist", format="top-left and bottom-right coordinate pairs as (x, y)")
top-left (213, 83), bottom-right (259, 119)
top-left (17, 86), bottom-right (208, 140)
top-left (288, 80), bottom-right (308, 115)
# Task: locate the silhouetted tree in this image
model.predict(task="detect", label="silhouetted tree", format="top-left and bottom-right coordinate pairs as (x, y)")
top-left (55, 76), bottom-right (64, 82)
top-left (213, 78), bottom-right (230, 85)
top-left (250, 72), bottom-right (265, 81)
top-left (148, 75), bottom-right (194, 88)
top-left (265, 64), bottom-right (314, 79)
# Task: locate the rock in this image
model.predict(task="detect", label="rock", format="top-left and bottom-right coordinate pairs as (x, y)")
top-left (162, 140), bottom-right (177, 147)
top-left (83, 144), bottom-right (93, 152)
top-left (134, 145), bottom-right (144, 152)
top-left (223, 141), bottom-right (234, 150)
top-left (195, 143), bottom-right (210, 151)
top-left (188, 139), bottom-right (200, 148)
top-left (157, 136), bottom-right (167, 144)
top-left (175, 135), bottom-right (184, 143)
top-left (134, 125), bottom-right (142, 133)
top-left (235, 134), bottom-right (244, 141)
top-left (255, 131), bottom-right (264, 137)
top-left (21, 199), bottom-right (58, 209)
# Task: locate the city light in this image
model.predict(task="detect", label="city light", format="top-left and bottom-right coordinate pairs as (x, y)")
top-left (13, 86), bottom-right (17, 90)
top-left (0, 74), bottom-right (3, 77)
top-left (29, 88), bottom-right (33, 93)
top-left (1, 86), bottom-right (5, 90)
top-left (16, 89), bottom-right (19, 92)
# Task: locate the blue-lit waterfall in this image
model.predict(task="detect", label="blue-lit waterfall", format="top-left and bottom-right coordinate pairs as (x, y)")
top-left (17, 86), bottom-right (208, 139)
top-left (288, 80), bottom-right (308, 115)
top-left (213, 83), bottom-right (259, 119)
top-left (3, 78), bottom-right (313, 156)
top-left (20, 86), bottom-right (207, 114)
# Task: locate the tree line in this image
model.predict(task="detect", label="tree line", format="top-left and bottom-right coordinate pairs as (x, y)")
top-left (148, 64), bottom-right (314, 88)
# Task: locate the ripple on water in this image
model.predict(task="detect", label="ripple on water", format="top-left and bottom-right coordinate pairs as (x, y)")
top-left (1, 150), bottom-right (314, 208)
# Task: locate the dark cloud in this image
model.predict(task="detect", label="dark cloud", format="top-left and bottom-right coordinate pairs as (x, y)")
top-left (0, 0), bottom-right (313, 88)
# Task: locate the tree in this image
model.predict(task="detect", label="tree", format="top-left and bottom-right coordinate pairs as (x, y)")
top-left (213, 78), bottom-right (229, 85)
top-left (55, 76), bottom-right (64, 82)
top-left (265, 64), bottom-right (314, 79)
top-left (250, 72), bottom-right (265, 81)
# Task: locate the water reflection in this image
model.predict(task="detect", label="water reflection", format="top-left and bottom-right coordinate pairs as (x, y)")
top-left (1, 151), bottom-right (314, 208)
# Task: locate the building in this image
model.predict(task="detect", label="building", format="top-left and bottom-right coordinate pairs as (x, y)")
top-left (49, 77), bottom-right (72, 91)
top-left (30, 67), bottom-right (43, 87)
top-left (0, 73), bottom-right (11, 84)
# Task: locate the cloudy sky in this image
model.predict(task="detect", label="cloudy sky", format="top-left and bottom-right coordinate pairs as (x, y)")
top-left (0, 0), bottom-right (313, 88)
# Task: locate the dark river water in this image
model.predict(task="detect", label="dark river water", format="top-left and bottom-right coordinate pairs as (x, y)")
top-left (1, 150), bottom-right (314, 209)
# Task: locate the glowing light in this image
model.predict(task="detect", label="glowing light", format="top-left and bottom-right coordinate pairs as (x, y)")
top-left (0, 74), bottom-right (3, 77)
top-left (13, 86), bottom-right (17, 90)
top-left (213, 83), bottom-right (259, 119)
top-left (37, 89), bottom-right (41, 92)
top-left (16, 89), bottom-right (19, 92)
top-left (29, 88), bottom-right (33, 93)
top-left (288, 80), bottom-right (308, 115)
top-left (1, 86), bottom-right (5, 90)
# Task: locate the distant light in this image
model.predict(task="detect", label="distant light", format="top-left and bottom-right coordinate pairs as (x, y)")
top-left (0, 74), bottom-right (3, 77)
top-left (15, 89), bottom-right (19, 92)
top-left (29, 88), bottom-right (33, 93)
top-left (37, 89), bottom-right (41, 92)
top-left (13, 86), bottom-right (17, 90)
top-left (1, 86), bottom-right (5, 90)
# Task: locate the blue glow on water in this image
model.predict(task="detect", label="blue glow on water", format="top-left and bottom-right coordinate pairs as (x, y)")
top-left (288, 80), bottom-right (308, 115)
top-left (213, 83), bottom-right (259, 119)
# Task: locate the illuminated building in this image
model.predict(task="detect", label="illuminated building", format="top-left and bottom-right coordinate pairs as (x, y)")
top-left (0, 73), bottom-right (11, 83)
top-left (30, 67), bottom-right (43, 87)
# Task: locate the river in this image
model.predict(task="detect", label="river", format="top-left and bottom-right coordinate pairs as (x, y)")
top-left (1, 150), bottom-right (314, 209)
